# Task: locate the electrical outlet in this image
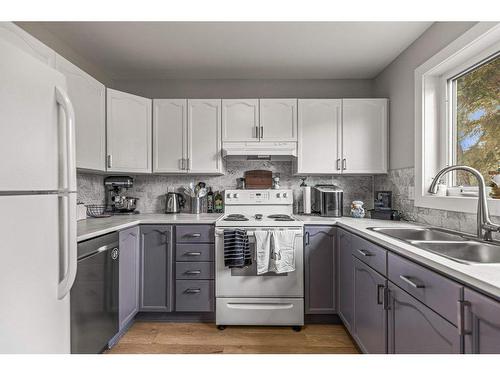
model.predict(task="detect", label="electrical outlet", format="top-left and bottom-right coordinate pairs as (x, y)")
top-left (408, 186), bottom-right (415, 200)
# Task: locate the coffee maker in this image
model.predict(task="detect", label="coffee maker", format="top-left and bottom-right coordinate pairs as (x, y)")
top-left (104, 176), bottom-right (139, 214)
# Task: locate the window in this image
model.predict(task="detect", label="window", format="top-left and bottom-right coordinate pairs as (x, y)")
top-left (449, 54), bottom-right (500, 186)
top-left (415, 23), bottom-right (500, 216)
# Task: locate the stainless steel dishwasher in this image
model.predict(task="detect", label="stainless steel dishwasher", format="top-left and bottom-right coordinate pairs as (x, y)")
top-left (71, 232), bottom-right (119, 353)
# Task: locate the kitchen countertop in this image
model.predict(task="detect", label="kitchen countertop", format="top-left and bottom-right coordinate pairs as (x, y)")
top-left (296, 215), bottom-right (500, 301)
top-left (77, 213), bottom-right (223, 242)
top-left (78, 212), bottom-right (500, 300)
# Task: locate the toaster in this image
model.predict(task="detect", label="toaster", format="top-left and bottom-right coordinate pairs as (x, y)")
top-left (311, 185), bottom-right (343, 217)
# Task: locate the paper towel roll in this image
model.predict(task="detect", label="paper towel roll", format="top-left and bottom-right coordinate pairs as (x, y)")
top-left (302, 186), bottom-right (311, 214)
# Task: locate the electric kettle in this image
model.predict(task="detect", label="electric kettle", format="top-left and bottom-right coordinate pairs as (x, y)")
top-left (165, 192), bottom-right (185, 213)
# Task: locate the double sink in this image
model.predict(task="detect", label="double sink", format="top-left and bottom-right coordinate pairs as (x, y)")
top-left (369, 226), bottom-right (500, 264)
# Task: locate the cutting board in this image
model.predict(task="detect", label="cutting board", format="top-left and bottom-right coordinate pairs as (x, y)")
top-left (244, 170), bottom-right (273, 189)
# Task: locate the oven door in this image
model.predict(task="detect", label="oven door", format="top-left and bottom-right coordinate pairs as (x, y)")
top-left (215, 227), bottom-right (304, 298)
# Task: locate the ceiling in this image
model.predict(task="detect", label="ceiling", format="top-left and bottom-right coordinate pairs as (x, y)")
top-left (33, 22), bottom-right (432, 80)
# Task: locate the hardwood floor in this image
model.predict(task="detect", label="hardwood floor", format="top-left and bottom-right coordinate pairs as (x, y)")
top-left (107, 322), bottom-right (360, 354)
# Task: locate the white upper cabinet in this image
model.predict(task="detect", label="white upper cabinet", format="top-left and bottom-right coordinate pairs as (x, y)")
top-left (259, 99), bottom-right (297, 141)
top-left (0, 22), bottom-right (55, 67)
top-left (153, 99), bottom-right (187, 173)
top-left (187, 99), bottom-right (223, 174)
top-left (55, 54), bottom-right (106, 172)
top-left (342, 99), bottom-right (388, 174)
top-left (106, 89), bottom-right (152, 173)
top-left (222, 99), bottom-right (259, 142)
top-left (296, 99), bottom-right (342, 174)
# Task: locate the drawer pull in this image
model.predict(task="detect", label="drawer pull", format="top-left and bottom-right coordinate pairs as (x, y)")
top-left (185, 233), bottom-right (201, 238)
top-left (357, 249), bottom-right (372, 257)
top-left (184, 288), bottom-right (201, 294)
top-left (184, 252), bottom-right (202, 256)
top-left (185, 270), bottom-right (202, 275)
top-left (399, 275), bottom-right (425, 289)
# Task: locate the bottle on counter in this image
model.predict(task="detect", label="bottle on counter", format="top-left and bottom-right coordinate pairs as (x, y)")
top-left (207, 187), bottom-right (214, 213)
top-left (214, 190), bottom-right (224, 213)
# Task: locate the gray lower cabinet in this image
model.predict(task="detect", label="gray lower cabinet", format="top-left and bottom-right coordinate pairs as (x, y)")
top-left (463, 288), bottom-right (500, 354)
top-left (337, 228), bottom-right (354, 331)
top-left (140, 225), bottom-right (174, 312)
top-left (176, 280), bottom-right (215, 312)
top-left (387, 281), bottom-right (460, 353)
top-left (119, 226), bottom-right (140, 330)
top-left (304, 226), bottom-right (336, 314)
top-left (352, 257), bottom-right (387, 353)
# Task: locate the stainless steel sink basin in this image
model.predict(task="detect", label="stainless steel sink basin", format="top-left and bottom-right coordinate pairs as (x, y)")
top-left (370, 227), bottom-right (467, 242)
top-left (411, 241), bottom-right (500, 264)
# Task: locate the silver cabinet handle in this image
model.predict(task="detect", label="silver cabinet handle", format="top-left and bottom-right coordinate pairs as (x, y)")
top-left (260, 126), bottom-right (264, 138)
top-left (357, 249), bottom-right (372, 257)
top-left (186, 233), bottom-right (201, 237)
top-left (304, 232), bottom-right (310, 245)
top-left (399, 275), bottom-right (425, 289)
top-left (179, 158), bottom-right (184, 170)
top-left (336, 158), bottom-right (341, 170)
top-left (107, 154), bottom-right (112, 169)
top-left (457, 300), bottom-right (472, 336)
top-left (255, 126), bottom-right (259, 138)
top-left (185, 288), bottom-right (201, 294)
top-left (184, 252), bottom-right (202, 256)
top-left (185, 270), bottom-right (202, 275)
top-left (342, 158), bottom-right (347, 170)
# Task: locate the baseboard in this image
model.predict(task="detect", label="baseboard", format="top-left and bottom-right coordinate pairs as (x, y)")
top-left (305, 314), bottom-right (342, 324)
top-left (136, 311), bottom-right (216, 322)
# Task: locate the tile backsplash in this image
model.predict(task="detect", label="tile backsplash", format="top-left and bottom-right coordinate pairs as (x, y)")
top-left (374, 166), bottom-right (500, 239)
top-left (77, 160), bottom-right (375, 214)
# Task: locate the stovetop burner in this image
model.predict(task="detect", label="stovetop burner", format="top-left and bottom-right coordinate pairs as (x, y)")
top-left (223, 214), bottom-right (249, 221)
top-left (268, 214), bottom-right (295, 221)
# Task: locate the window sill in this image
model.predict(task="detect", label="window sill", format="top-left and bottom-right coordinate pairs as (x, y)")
top-left (415, 194), bottom-right (500, 217)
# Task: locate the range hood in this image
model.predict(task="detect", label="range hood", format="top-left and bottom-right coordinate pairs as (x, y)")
top-left (222, 141), bottom-right (297, 161)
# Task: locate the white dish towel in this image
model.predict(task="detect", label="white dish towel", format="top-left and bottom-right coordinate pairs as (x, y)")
top-left (270, 230), bottom-right (296, 274)
top-left (255, 231), bottom-right (271, 275)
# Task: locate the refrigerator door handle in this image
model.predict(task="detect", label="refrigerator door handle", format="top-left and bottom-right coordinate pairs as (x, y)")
top-left (57, 193), bottom-right (77, 299)
top-left (55, 86), bottom-right (76, 192)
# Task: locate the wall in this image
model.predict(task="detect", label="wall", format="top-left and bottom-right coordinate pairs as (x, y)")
top-left (373, 22), bottom-right (476, 170)
top-left (111, 78), bottom-right (374, 99)
top-left (78, 161), bottom-right (374, 215)
top-left (15, 22), bottom-right (113, 86)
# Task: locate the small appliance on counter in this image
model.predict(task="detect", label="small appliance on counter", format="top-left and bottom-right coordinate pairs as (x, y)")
top-left (311, 185), bottom-right (343, 217)
top-left (300, 177), bottom-right (311, 214)
top-left (104, 176), bottom-right (139, 214)
top-left (165, 192), bottom-right (185, 213)
top-left (370, 190), bottom-right (400, 220)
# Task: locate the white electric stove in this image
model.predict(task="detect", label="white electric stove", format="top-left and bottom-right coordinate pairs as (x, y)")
top-left (215, 189), bottom-right (304, 330)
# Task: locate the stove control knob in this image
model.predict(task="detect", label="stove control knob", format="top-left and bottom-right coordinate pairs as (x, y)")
top-left (276, 193), bottom-right (281, 198)
top-left (233, 193), bottom-right (239, 198)
top-left (283, 192), bottom-right (288, 198)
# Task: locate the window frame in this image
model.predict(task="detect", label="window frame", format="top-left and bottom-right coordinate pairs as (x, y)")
top-left (415, 22), bottom-right (500, 216)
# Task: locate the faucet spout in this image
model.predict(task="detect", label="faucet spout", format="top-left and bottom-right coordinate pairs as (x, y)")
top-left (428, 165), bottom-right (499, 241)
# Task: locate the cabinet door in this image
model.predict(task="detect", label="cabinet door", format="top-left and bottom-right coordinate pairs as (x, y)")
top-left (353, 258), bottom-right (387, 353)
top-left (0, 22), bottom-right (55, 67)
top-left (259, 99), bottom-right (297, 141)
top-left (296, 99), bottom-right (341, 174)
top-left (106, 88), bottom-right (152, 173)
top-left (338, 229), bottom-right (354, 332)
top-left (153, 99), bottom-right (187, 173)
top-left (187, 99), bottom-right (223, 174)
top-left (388, 282), bottom-right (460, 354)
top-left (342, 99), bottom-right (388, 174)
top-left (55, 54), bottom-right (106, 172)
top-left (304, 226), bottom-right (336, 314)
top-left (119, 226), bottom-right (140, 330)
top-left (140, 225), bottom-right (173, 312)
top-left (222, 99), bottom-right (259, 142)
top-left (464, 288), bottom-right (500, 354)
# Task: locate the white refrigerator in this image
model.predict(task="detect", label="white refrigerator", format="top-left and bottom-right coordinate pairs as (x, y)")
top-left (0, 38), bottom-right (77, 353)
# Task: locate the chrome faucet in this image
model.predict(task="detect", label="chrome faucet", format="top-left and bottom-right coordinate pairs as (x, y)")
top-left (428, 165), bottom-right (500, 241)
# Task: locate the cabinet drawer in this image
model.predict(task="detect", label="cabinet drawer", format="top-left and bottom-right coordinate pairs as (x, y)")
top-left (176, 243), bottom-right (214, 262)
top-left (176, 225), bottom-right (214, 243)
top-left (388, 252), bottom-right (462, 326)
top-left (176, 262), bottom-right (214, 280)
top-left (176, 280), bottom-right (214, 312)
top-left (352, 235), bottom-right (387, 275)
